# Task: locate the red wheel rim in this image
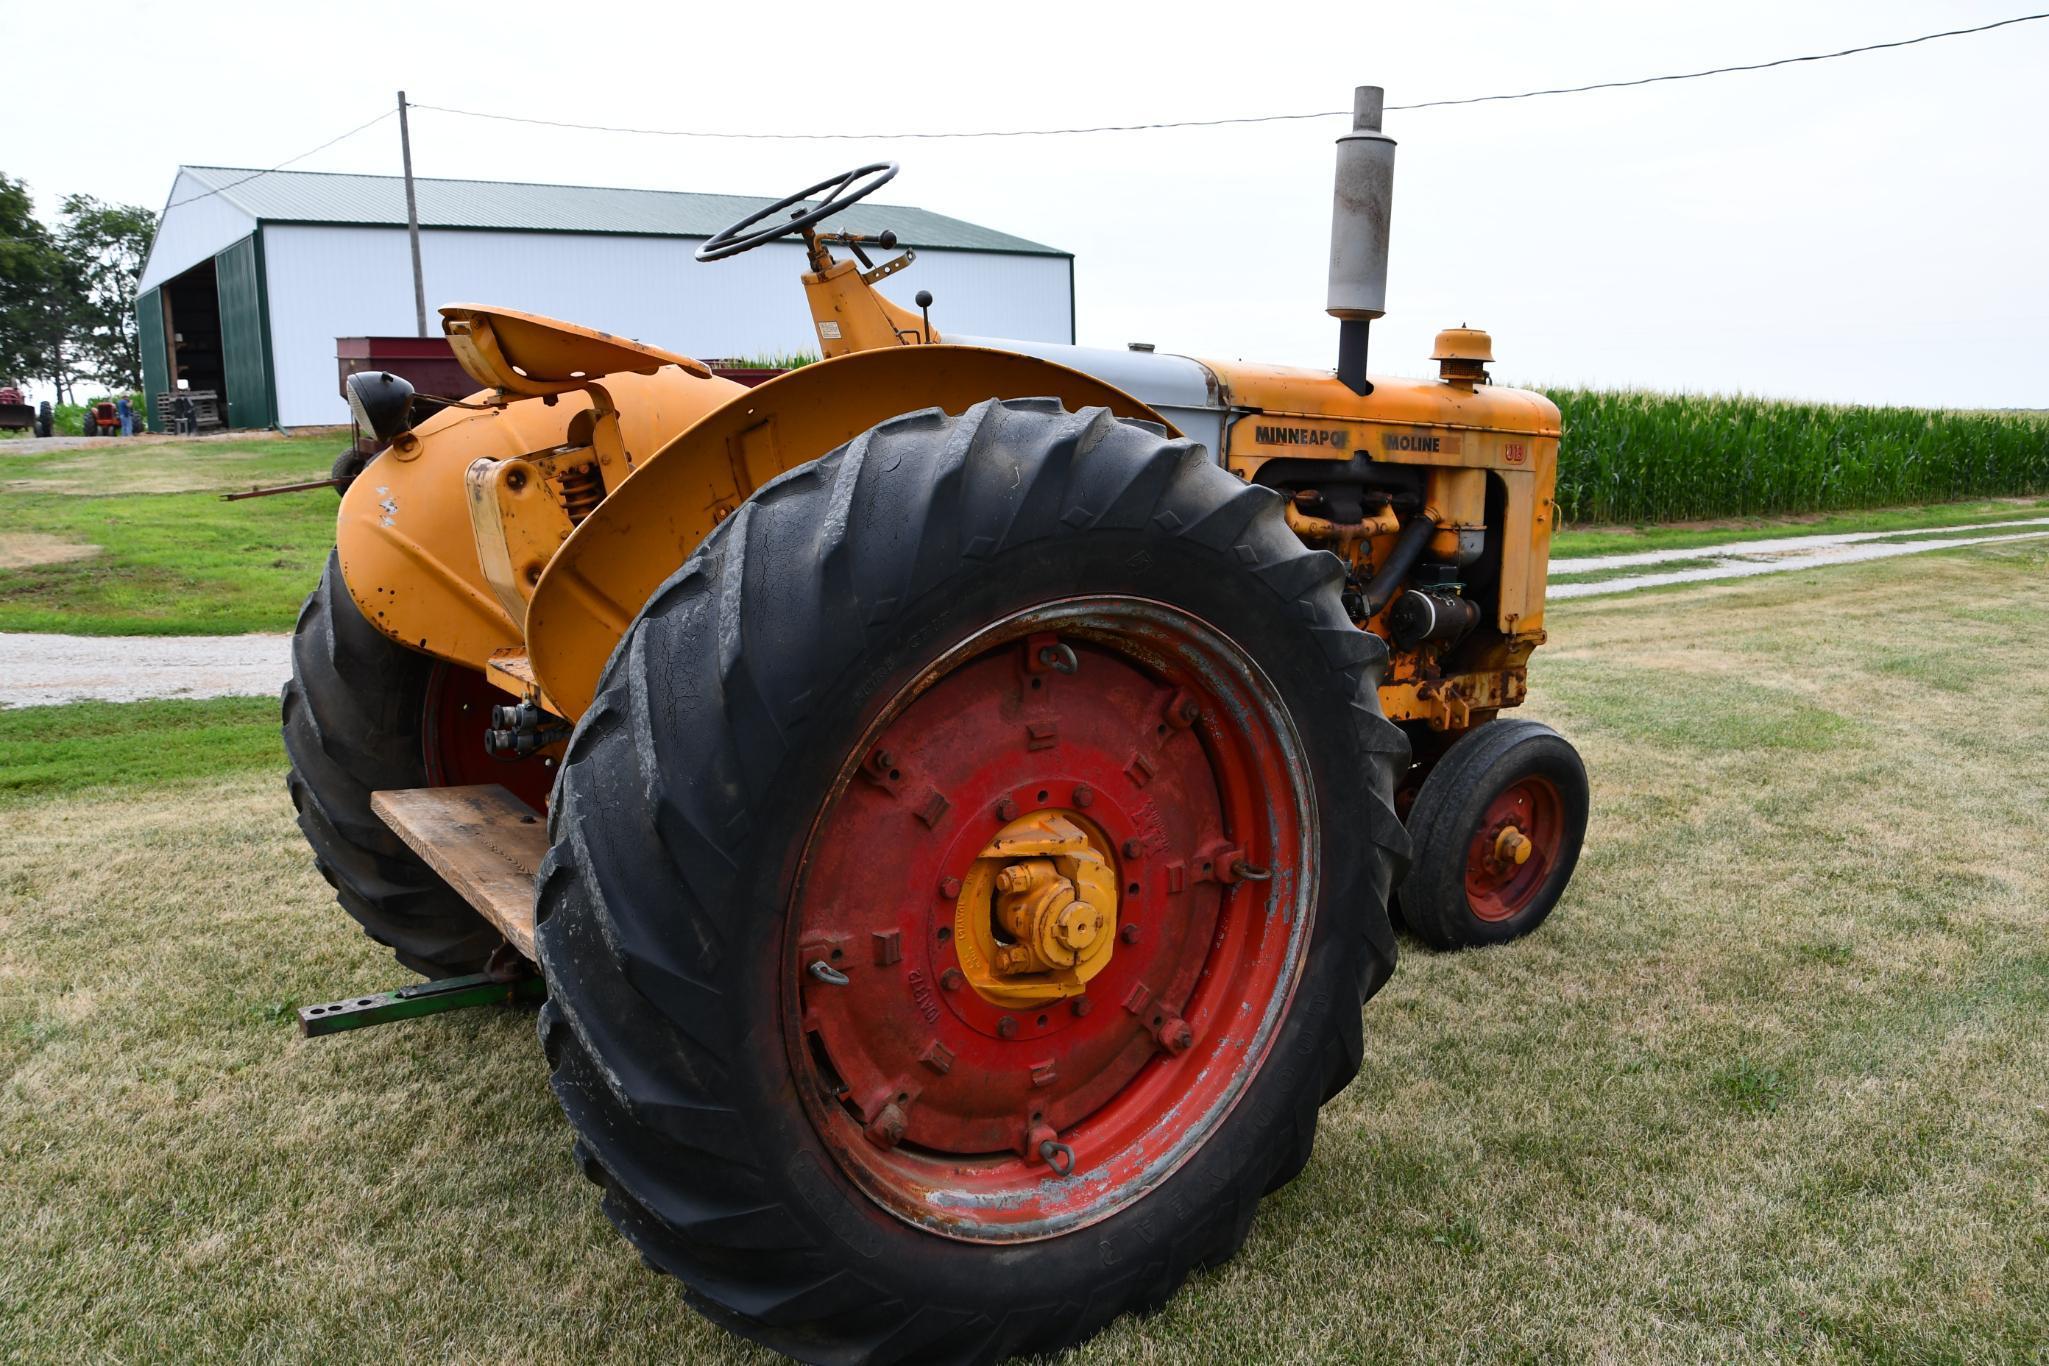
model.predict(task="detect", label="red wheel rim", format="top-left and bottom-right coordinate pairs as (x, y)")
top-left (787, 598), bottom-right (1316, 1242)
top-left (1463, 775), bottom-right (1562, 922)
top-left (421, 663), bottom-right (559, 812)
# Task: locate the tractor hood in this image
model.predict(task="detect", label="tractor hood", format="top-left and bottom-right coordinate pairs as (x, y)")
top-left (945, 335), bottom-right (1229, 453)
top-left (948, 334), bottom-right (1560, 448)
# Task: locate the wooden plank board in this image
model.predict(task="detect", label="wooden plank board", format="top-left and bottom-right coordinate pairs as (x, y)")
top-left (370, 785), bottom-right (546, 960)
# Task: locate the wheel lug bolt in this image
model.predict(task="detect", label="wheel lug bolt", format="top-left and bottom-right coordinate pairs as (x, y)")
top-left (1122, 839), bottom-right (1143, 859)
top-left (1072, 997), bottom-right (1093, 1018)
top-left (864, 1102), bottom-right (907, 1150)
top-left (938, 876), bottom-right (962, 899)
top-left (996, 798), bottom-right (1018, 821)
top-left (1073, 785), bottom-right (1094, 808)
top-left (940, 968), bottom-right (964, 992)
top-left (1120, 923), bottom-right (1141, 944)
top-left (1154, 1015), bottom-right (1193, 1054)
top-left (997, 1015), bottom-right (1019, 1039)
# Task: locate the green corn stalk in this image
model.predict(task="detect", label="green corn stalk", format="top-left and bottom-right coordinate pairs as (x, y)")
top-left (1541, 388), bottom-right (2049, 525)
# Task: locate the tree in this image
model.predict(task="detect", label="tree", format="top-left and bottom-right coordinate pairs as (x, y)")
top-left (58, 194), bottom-right (154, 393)
top-left (0, 173), bottom-right (68, 394)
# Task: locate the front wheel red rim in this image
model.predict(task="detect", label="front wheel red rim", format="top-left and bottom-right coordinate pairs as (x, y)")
top-left (1463, 775), bottom-right (1563, 922)
top-left (786, 598), bottom-right (1317, 1243)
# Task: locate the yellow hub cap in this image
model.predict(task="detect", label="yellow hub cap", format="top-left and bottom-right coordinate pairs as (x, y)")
top-left (954, 810), bottom-right (1118, 1006)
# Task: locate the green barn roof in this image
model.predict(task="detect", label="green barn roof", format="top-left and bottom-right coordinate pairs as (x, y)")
top-left (173, 166), bottom-right (1068, 257)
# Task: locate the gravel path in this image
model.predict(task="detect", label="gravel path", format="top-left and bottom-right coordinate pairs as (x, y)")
top-left (1550, 519), bottom-right (2049, 599)
top-left (0, 632), bottom-right (292, 708)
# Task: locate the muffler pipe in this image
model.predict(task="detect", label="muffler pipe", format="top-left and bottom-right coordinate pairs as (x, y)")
top-left (1361, 513), bottom-right (1436, 618)
top-left (1327, 85), bottom-right (1397, 396)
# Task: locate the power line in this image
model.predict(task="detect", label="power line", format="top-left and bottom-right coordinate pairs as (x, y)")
top-left (164, 109), bottom-right (395, 210)
top-left (407, 102), bottom-right (1345, 141)
top-left (1392, 10), bottom-right (2049, 112)
top-left (411, 11), bottom-right (2048, 142)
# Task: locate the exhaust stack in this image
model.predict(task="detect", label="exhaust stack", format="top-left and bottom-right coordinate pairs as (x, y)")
top-left (1327, 86), bottom-right (1396, 396)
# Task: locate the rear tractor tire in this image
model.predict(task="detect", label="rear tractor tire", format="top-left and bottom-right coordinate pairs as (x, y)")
top-left (283, 551), bottom-right (554, 976)
top-left (535, 398), bottom-right (1410, 1362)
top-left (1399, 718), bottom-right (1588, 950)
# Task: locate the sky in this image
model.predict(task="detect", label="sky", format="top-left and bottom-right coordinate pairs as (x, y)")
top-left (8, 0), bottom-right (2046, 409)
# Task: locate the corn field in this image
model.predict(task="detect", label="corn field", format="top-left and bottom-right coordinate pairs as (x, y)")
top-left (1546, 389), bottom-right (2049, 525)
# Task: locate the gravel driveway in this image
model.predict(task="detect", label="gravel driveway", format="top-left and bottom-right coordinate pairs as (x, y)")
top-left (0, 632), bottom-right (292, 708)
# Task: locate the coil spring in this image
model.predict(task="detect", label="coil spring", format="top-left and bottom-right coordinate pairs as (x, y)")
top-left (558, 462), bottom-right (603, 524)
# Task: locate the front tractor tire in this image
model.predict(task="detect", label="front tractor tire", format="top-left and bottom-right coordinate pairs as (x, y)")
top-left (535, 399), bottom-right (1410, 1362)
top-left (1398, 718), bottom-right (1589, 950)
top-left (283, 552), bottom-right (547, 976)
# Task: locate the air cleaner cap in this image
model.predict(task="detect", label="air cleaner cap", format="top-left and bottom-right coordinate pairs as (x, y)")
top-left (1431, 326), bottom-right (1494, 363)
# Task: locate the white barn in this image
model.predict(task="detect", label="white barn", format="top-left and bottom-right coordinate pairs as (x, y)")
top-left (135, 166), bottom-right (1075, 430)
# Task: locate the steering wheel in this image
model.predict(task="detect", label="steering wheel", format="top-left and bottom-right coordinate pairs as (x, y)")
top-left (695, 162), bottom-right (900, 263)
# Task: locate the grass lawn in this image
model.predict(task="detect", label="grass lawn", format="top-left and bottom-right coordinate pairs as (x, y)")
top-left (2, 539), bottom-right (2045, 1360)
top-left (0, 697), bottom-right (282, 805)
top-left (0, 435), bottom-right (338, 636)
top-left (0, 433), bottom-right (344, 496)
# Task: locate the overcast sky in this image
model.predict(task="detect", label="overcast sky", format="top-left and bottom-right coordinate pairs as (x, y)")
top-left (12, 0), bottom-right (2045, 408)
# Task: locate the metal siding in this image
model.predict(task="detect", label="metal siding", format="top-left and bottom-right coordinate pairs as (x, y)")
top-left (260, 224), bottom-right (1074, 426)
top-left (137, 171), bottom-right (259, 293)
top-left (215, 235), bottom-right (275, 428)
top-left (137, 288), bottom-right (168, 433)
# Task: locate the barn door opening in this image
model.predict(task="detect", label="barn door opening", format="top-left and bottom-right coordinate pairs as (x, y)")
top-left (159, 257), bottom-right (229, 430)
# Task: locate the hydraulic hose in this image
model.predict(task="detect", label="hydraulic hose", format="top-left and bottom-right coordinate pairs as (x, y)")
top-left (1361, 513), bottom-right (1437, 617)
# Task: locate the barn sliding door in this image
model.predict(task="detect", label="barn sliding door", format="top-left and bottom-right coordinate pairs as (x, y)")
top-left (214, 234), bottom-right (276, 429)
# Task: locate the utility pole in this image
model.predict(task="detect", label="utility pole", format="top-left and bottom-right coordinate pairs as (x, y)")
top-left (398, 91), bottom-right (427, 338)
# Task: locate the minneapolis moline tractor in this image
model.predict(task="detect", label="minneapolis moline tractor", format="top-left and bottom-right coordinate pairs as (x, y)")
top-left (287, 87), bottom-right (1588, 1363)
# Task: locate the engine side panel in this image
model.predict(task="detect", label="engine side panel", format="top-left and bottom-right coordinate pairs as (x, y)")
top-left (1205, 360), bottom-right (1563, 731)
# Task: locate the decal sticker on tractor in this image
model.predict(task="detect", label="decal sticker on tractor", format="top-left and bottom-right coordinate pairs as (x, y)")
top-left (1383, 430), bottom-right (1462, 454)
top-left (1253, 424), bottom-right (1349, 449)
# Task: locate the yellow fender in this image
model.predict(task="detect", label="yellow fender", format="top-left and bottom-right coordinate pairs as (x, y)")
top-left (526, 345), bottom-right (1171, 719)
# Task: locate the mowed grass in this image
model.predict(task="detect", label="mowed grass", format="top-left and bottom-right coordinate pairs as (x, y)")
top-left (0, 433), bottom-right (344, 496)
top-left (2, 542), bottom-right (2045, 1361)
top-left (0, 697), bottom-right (283, 804)
top-left (0, 433), bottom-right (339, 635)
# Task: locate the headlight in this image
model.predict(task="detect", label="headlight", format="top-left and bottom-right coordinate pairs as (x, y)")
top-left (345, 370), bottom-right (417, 445)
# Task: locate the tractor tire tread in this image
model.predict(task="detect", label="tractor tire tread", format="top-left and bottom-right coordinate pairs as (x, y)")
top-left (536, 399), bottom-right (1407, 1363)
top-left (1399, 717), bottom-right (1588, 950)
top-left (281, 552), bottom-right (500, 976)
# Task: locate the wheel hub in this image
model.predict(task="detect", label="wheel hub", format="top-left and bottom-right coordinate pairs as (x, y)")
top-left (1465, 778), bottom-right (1562, 921)
top-left (958, 809), bottom-right (1117, 1000)
top-left (1490, 823), bottom-right (1532, 869)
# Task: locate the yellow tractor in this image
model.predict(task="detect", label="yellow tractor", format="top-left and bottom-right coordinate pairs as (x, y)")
top-left (287, 86), bottom-right (1587, 1362)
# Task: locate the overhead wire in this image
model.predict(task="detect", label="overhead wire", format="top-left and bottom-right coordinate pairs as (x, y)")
top-left (164, 108), bottom-right (396, 209)
top-left (408, 12), bottom-right (2049, 142)
top-left (163, 12), bottom-right (2049, 208)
